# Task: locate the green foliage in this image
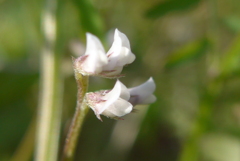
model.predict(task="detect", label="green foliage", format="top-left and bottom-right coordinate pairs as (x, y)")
top-left (165, 38), bottom-right (210, 69)
top-left (223, 15), bottom-right (240, 33)
top-left (146, 0), bottom-right (201, 18)
top-left (0, 73), bottom-right (38, 107)
top-left (73, 0), bottom-right (105, 40)
top-left (0, 72), bottom-right (37, 157)
top-left (220, 35), bottom-right (240, 77)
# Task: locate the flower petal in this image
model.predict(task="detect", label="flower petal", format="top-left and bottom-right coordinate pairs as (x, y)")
top-left (100, 80), bottom-right (130, 114)
top-left (115, 29), bottom-right (130, 49)
top-left (140, 95), bottom-right (157, 104)
top-left (85, 33), bottom-right (105, 55)
top-left (118, 80), bottom-right (130, 101)
top-left (128, 77), bottom-right (156, 105)
top-left (83, 33), bottom-right (108, 74)
top-left (103, 29), bottom-right (135, 73)
top-left (102, 98), bottom-right (133, 118)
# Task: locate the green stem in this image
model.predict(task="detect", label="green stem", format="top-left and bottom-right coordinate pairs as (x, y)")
top-left (62, 72), bottom-right (89, 161)
top-left (35, 0), bottom-right (63, 160)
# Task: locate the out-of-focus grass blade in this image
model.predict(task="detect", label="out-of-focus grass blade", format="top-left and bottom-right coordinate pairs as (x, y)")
top-left (222, 16), bottom-right (240, 33)
top-left (165, 39), bottom-right (209, 69)
top-left (145, 0), bottom-right (201, 19)
top-left (220, 35), bottom-right (240, 77)
top-left (73, 0), bottom-right (105, 39)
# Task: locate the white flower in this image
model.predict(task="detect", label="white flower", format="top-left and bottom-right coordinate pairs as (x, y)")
top-left (73, 33), bottom-right (108, 75)
top-left (86, 80), bottom-right (133, 121)
top-left (74, 29), bottom-right (135, 78)
top-left (86, 78), bottom-right (156, 121)
top-left (128, 77), bottom-right (156, 106)
top-left (102, 29), bottom-right (135, 76)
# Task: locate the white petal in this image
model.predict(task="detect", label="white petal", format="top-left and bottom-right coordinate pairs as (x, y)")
top-left (102, 98), bottom-right (133, 117)
top-left (99, 80), bottom-right (130, 114)
top-left (115, 29), bottom-right (130, 49)
top-left (85, 33), bottom-right (105, 55)
top-left (83, 33), bottom-right (108, 74)
top-left (90, 103), bottom-right (102, 121)
top-left (111, 29), bottom-right (135, 65)
top-left (104, 34), bottom-right (122, 70)
top-left (118, 47), bottom-right (135, 66)
top-left (141, 95), bottom-right (157, 104)
top-left (118, 80), bottom-right (130, 100)
top-left (103, 29), bottom-right (135, 73)
top-left (128, 77), bottom-right (156, 105)
top-left (99, 81), bottom-right (121, 114)
top-left (102, 66), bottom-right (123, 76)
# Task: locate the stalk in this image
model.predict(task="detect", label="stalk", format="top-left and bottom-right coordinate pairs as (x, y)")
top-left (35, 0), bottom-right (63, 160)
top-left (61, 72), bottom-right (89, 161)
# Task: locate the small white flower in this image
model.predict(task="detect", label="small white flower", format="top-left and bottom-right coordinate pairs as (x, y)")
top-left (73, 33), bottom-right (108, 75)
top-left (128, 77), bottom-right (156, 106)
top-left (74, 29), bottom-right (135, 78)
top-left (102, 29), bottom-right (135, 76)
top-left (86, 80), bottom-right (132, 121)
top-left (86, 78), bottom-right (156, 121)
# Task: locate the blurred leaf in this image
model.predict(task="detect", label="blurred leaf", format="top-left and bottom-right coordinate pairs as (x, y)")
top-left (0, 105), bottom-right (31, 155)
top-left (165, 39), bottom-right (209, 69)
top-left (146, 0), bottom-right (201, 18)
top-left (0, 3), bottom-right (27, 61)
top-left (201, 133), bottom-right (240, 161)
top-left (0, 72), bottom-right (38, 108)
top-left (0, 72), bottom-right (37, 155)
top-left (73, 0), bottom-right (105, 40)
top-left (10, 120), bottom-right (35, 161)
top-left (220, 35), bottom-right (240, 77)
top-left (222, 16), bottom-right (240, 33)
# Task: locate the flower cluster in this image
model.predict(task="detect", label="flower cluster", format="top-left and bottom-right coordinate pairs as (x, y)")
top-left (74, 29), bottom-right (135, 78)
top-left (86, 78), bottom-right (156, 121)
top-left (74, 29), bottom-right (156, 121)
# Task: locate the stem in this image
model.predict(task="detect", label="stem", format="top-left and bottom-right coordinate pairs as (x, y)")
top-left (35, 0), bottom-right (63, 160)
top-left (62, 72), bottom-right (89, 161)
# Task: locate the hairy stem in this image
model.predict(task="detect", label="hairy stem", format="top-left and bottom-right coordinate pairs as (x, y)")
top-left (62, 72), bottom-right (89, 161)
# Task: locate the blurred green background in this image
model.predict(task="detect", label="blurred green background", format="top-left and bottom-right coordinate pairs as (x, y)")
top-left (1, 0), bottom-right (240, 160)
